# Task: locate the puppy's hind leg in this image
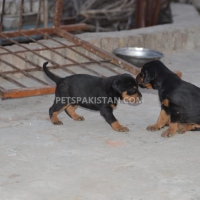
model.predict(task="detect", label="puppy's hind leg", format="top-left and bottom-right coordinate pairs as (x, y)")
top-left (65, 105), bottom-right (84, 121)
top-left (49, 100), bottom-right (69, 125)
top-left (178, 123), bottom-right (200, 134)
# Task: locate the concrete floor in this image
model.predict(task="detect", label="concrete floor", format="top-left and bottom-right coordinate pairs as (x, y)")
top-left (1, 47), bottom-right (200, 200)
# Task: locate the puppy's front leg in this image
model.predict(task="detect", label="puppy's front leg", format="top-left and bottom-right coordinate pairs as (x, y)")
top-left (161, 111), bottom-right (179, 138)
top-left (100, 105), bottom-right (129, 132)
top-left (147, 108), bottom-right (170, 131)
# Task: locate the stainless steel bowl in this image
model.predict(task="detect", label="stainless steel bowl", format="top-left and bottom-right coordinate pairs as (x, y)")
top-left (113, 47), bottom-right (164, 68)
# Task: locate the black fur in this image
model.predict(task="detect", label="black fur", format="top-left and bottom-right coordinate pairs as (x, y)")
top-left (43, 62), bottom-right (142, 132)
top-left (136, 60), bottom-right (200, 137)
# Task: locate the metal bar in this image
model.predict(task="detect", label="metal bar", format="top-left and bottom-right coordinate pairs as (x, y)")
top-left (2, 61), bottom-right (110, 75)
top-left (59, 24), bottom-right (88, 31)
top-left (0, 0), bottom-right (5, 32)
top-left (0, 44), bottom-right (80, 56)
top-left (0, 58), bottom-right (48, 85)
top-left (0, 86), bottom-right (6, 91)
top-left (18, 0), bottom-right (24, 31)
top-left (0, 24), bottom-right (88, 39)
top-left (0, 85), bottom-right (6, 98)
top-left (0, 73), bottom-right (26, 88)
top-left (20, 32), bottom-right (104, 77)
top-left (55, 28), bottom-right (140, 75)
top-left (0, 28), bottom-right (52, 39)
top-left (1, 85), bottom-right (55, 99)
top-left (0, 44), bottom-right (43, 70)
top-left (43, 0), bottom-right (48, 28)
top-left (35, 0), bottom-right (42, 29)
top-left (39, 31), bottom-right (121, 75)
top-left (69, 45), bottom-right (121, 75)
top-left (0, 32), bottom-right (76, 75)
top-left (54, 0), bottom-right (64, 27)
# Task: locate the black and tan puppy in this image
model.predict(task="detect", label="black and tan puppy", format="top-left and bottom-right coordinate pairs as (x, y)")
top-left (43, 62), bottom-right (142, 132)
top-left (136, 60), bottom-right (200, 138)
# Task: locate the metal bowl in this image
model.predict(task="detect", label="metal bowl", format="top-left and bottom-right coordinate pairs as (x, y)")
top-left (113, 47), bottom-right (164, 68)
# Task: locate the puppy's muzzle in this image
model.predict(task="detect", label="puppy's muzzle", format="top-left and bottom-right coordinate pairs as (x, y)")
top-left (131, 91), bottom-right (142, 103)
top-left (136, 73), bottom-right (145, 88)
top-left (135, 91), bottom-right (142, 103)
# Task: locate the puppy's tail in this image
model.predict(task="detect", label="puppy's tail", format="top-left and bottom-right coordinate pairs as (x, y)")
top-left (43, 62), bottom-right (60, 83)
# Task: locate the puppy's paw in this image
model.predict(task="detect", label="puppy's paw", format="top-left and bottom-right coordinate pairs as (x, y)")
top-left (53, 120), bottom-right (63, 125)
top-left (74, 116), bottom-right (85, 121)
top-left (177, 124), bottom-right (187, 134)
top-left (161, 129), bottom-right (176, 138)
top-left (147, 124), bottom-right (163, 131)
top-left (118, 126), bottom-right (129, 132)
top-left (111, 121), bottom-right (129, 132)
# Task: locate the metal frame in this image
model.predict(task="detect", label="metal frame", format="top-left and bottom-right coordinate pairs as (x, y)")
top-left (0, 0), bottom-right (140, 100)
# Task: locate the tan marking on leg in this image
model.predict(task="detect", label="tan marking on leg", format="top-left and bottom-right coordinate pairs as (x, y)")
top-left (178, 123), bottom-right (199, 134)
top-left (51, 104), bottom-right (70, 125)
top-left (166, 120), bottom-right (170, 126)
top-left (195, 124), bottom-right (200, 128)
top-left (66, 105), bottom-right (84, 121)
top-left (161, 122), bottom-right (178, 138)
top-left (147, 109), bottom-right (169, 131)
top-left (51, 111), bottom-right (63, 125)
top-left (111, 121), bottom-right (129, 132)
top-left (162, 99), bottom-right (169, 107)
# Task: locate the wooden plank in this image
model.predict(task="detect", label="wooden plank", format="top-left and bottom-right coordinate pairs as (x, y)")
top-left (153, 0), bottom-right (161, 25)
top-left (135, 0), bottom-right (144, 28)
top-left (1, 85), bottom-right (55, 99)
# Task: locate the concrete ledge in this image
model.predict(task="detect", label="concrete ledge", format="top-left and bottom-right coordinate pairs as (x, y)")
top-left (77, 3), bottom-right (200, 54)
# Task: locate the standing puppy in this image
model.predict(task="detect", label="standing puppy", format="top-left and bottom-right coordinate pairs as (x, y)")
top-left (136, 60), bottom-right (200, 138)
top-left (43, 62), bottom-right (142, 132)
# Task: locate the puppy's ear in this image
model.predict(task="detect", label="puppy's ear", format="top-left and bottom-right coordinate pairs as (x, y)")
top-left (143, 68), bottom-right (156, 84)
top-left (112, 79), bottom-right (122, 94)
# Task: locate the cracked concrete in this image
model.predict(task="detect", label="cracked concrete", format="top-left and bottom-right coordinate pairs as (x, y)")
top-left (0, 47), bottom-right (200, 200)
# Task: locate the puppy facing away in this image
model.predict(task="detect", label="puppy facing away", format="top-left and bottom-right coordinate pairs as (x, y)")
top-left (43, 62), bottom-right (142, 132)
top-left (136, 60), bottom-right (200, 138)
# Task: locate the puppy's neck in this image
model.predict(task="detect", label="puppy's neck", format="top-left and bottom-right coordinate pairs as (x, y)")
top-left (152, 70), bottom-right (176, 90)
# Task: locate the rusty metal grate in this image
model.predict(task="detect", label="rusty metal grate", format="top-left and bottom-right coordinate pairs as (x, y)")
top-left (0, 0), bottom-right (139, 100)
